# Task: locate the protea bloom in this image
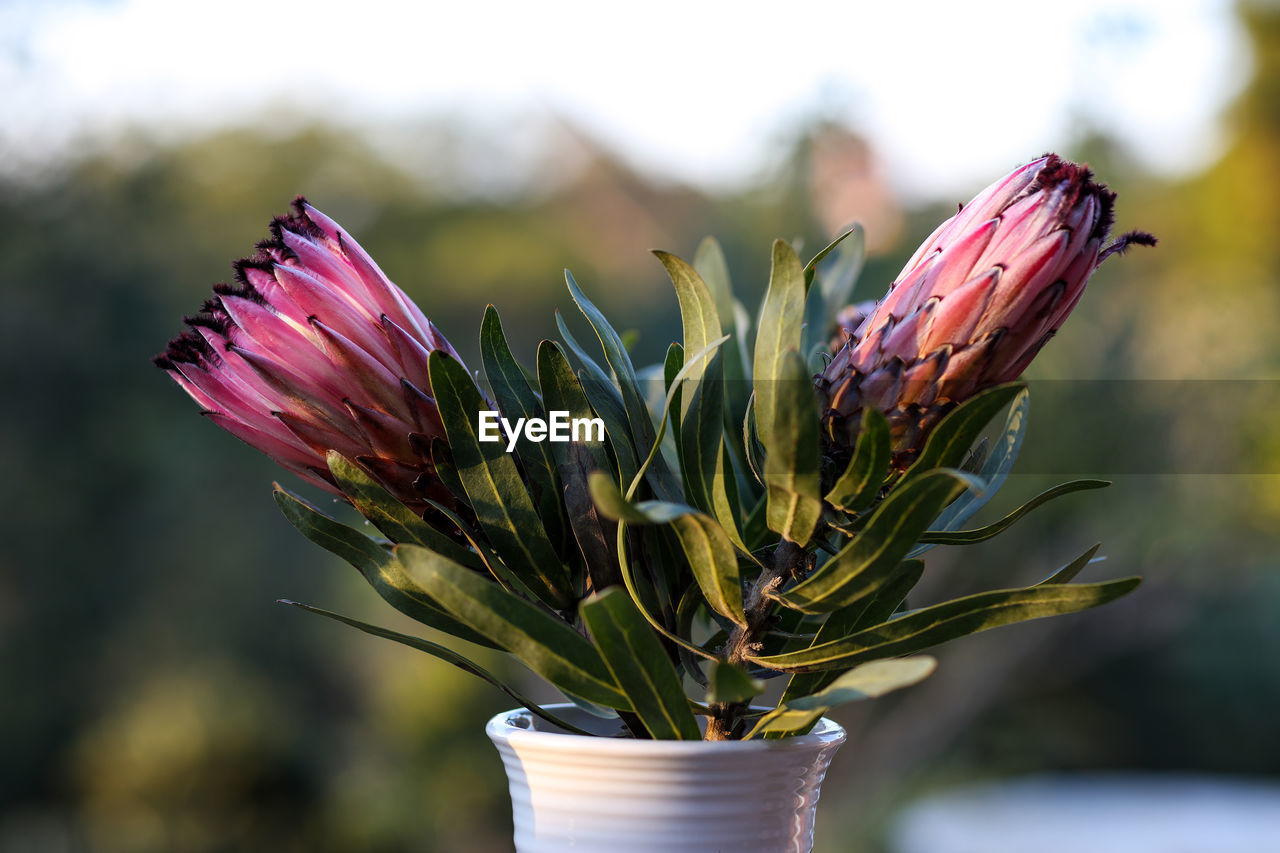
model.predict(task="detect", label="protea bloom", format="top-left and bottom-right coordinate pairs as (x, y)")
top-left (154, 198), bottom-right (464, 515)
top-left (817, 154), bottom-right (1155, 465)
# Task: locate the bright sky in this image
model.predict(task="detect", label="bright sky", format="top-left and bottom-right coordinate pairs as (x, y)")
top-left (0, 0), bottom-right (1247, 200)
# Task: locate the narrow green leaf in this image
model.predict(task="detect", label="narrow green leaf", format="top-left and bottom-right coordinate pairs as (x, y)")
top-left (824, 407), bottom-right (891, 512)
top-left (273, 487), bottom-right (496, 648)
top-left (709, 441), bottom-right (749, 553)
top-left (422, 498), bottom-right (533, 598)
top-left (429, 439), bottom-right (468, 508)
top-left (780, 559), bottom-right (924, 702)
top-left (753, 240), bottom-right (807, 452)
top-left (748, 656), bottom-right (934, 739)
top-left (536, 340), bottom-right (614, 476)
top-left (693, 237), bottom-right (734, 334)
top-left (680, 350), bottom-right (725, 513)
top-left (919, 480), bottom-right (1110, 545)
top-left (706, 661), bottom-right (766, 706)
top-left (763, 349), bottom-right (823, 546)
top-left (901, 383), bottom-right (1026, 483)
top-left (1038, 543), bottom-right (1103, 585)
top-left (280, 600), bottom-right (591, 735)
top-left (555, 312), bottom-right (639, 486)
top-left (671, 511), bottom-right (746, 626)
top-left (752, 577), bottom-right (1142, 672)
top-left (588, 472), bottom-right (694, 526)
top-left (565, 270), bottom-right (680, 501)
top-left (324, 451), bottom-right (482, 571)
top-left (812, 224), bottom-right (866, 323)
top-left (623, 335), bottom-right (729, 502)
top-left (580, 587), bottom-right (701, 740)
top-left (742, 400), bottom-right (766, 486)
top-left (480, 306), bottom-right (568, 552)
top-left (780, 470), bottom-right (971, 613)
top-left (655, 250), bottom-right (723, 412)
top-left (428, 351), bottom-right (572, 609)
top-left (399, 544), bottom-right (630, 709)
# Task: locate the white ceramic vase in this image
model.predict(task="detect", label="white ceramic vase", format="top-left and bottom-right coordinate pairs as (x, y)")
top-left (486, 704), bottom-right (847, 853)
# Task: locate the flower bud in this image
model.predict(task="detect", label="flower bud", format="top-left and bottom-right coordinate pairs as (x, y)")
top-left (155, 198), bottom-right (465, 515)
top-left (817, 154), bottom-right (1155, 466)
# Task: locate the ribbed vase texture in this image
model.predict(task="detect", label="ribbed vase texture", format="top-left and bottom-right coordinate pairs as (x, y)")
top-left (486, 706), bottom-right (847, 853)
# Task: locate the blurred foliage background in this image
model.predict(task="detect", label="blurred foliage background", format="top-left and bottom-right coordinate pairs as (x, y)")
top-left (3, 3), bottom-right (1279, 852)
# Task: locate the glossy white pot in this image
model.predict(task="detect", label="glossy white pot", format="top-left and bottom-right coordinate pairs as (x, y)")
top-left (486, 704), bottom-right (846, 853)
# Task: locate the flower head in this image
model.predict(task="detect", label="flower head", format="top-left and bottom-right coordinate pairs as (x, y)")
top-left (817, 154), bottom-right (1155, 465)
top-left (155, 198), bottom-right (463, 514)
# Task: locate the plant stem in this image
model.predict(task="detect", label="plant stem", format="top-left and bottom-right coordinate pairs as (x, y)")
top-left (704, 539), bottom-right (805, 741)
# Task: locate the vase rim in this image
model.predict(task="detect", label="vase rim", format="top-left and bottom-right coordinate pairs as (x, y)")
top-left (486, 703), bottom-right (847, 753)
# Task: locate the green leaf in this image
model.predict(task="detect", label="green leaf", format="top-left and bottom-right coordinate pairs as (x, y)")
top-left (555, 311), bottom-right (639, 487)
top-left (709, 441), bottom-right (749, 553)
top-left (763, 349), bottom-right (823, 546)
top-left (932, 387), bottom-right (1030, 533)
top-left (580, 587), bottom-right (701, 740)
top-left (670, 511), bottom-right (746, 626)
top-left (429, 439), bottom-right (468, 508)
top-left (655, 250), bottom-right (723, 406)
top-left (824, 407), bottom-right (891, 513)
top-left (624, 335), bottom-right (729, 501)
top-left (780, 559), bottom-right (924, 702)
top-left (536, 341), bottom-right (614, 475)
top-left (588, 472), bottom-right (695, 526)
top-left (480, 306), bottom-right (568, 552)
top-left (752, 577), bottom-right (1142, 672)
top-left (901, 383), bottom-right (1026, 483)
top-left (706, 661), bottom-right (766, 706)
top-left (272, 487), bottom-right (496, 648)
top-left (811, 224), bottom-right (866, 323)
top-left (693, 237), bottom-right (735, 337)
top-left (324, 451), bottom-right (482, 571)
top-left (918, 480), bottom-right (1110, 545)
top-left (428, 351), bottom-right (572, 609)
top-left (564, 270), bottom-right (680, 501)
top-left (537, 340), bottom-right (620, 592)
top-left (696, 237), bottom-right (754, 477)
top-left (780, 470), bottom-right (972, 613)
top-left (398, 544), bottom-right (630, 709)
top-left (742, 400), bottom-right (766, 486)
top-left (680, 350), bottom-right (725, 514)
top-left (749, 656), bottom-right (934, 739)
top-left (663, 342), bottom-right (686, 465)
top-left (1038, 543), bottom-right (1103, 585)
top-left (280, 600), bottom-right (592, 735)
top-left (752, 240), bottom-right (807, 452)
top-left (422, 498), bottom-right (534, 597)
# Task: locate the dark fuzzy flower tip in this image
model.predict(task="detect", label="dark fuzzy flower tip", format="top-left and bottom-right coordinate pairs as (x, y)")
top-left (155, 329), bottom-right (214, 368)
top-left (1031, 153), bottom-right (1117, 241)
top-left (1100, 229), bottom-right (1159, 261)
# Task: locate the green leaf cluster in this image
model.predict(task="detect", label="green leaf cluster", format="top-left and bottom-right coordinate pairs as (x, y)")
top-left (273, 233), bottom-right (1140, 741)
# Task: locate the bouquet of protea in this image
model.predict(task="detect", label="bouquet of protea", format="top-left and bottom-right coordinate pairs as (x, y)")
top-left (157, 155), bottom-right (1154, 742)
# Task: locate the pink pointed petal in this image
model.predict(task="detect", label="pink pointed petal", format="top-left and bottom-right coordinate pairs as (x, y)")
top-left (879, 300), bottom-right (935, 363)
top-left (275, 409), bottom-right (370, 460)
top-left (346, 400), bottom-right (417, 460)
top-left (309, 318), bottom-right (411, 418)
top-left (402, 379), bottom-right (446, 440)
top-left (270, 263), bottom-right (401, 368)
top-left (217, 294), bottom-right (317, 365)
top-left (920, 268), bottom-right (999, 352)
top-left (381, 316), bottom-right (436, 393)
top-left (230, 344), bottom-right (352, 429)
top-left (924, 217), bottom-right (999, 301)
top-left (973, 231), bottom-right (1069, 337)
top-left (204, 411), bottom-right (332, 486)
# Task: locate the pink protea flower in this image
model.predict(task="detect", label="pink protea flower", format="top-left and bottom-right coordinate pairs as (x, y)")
top-left (817, 154), bottom-right (1155, 466)
top-left (155, 198), bottom-right (464, 515)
